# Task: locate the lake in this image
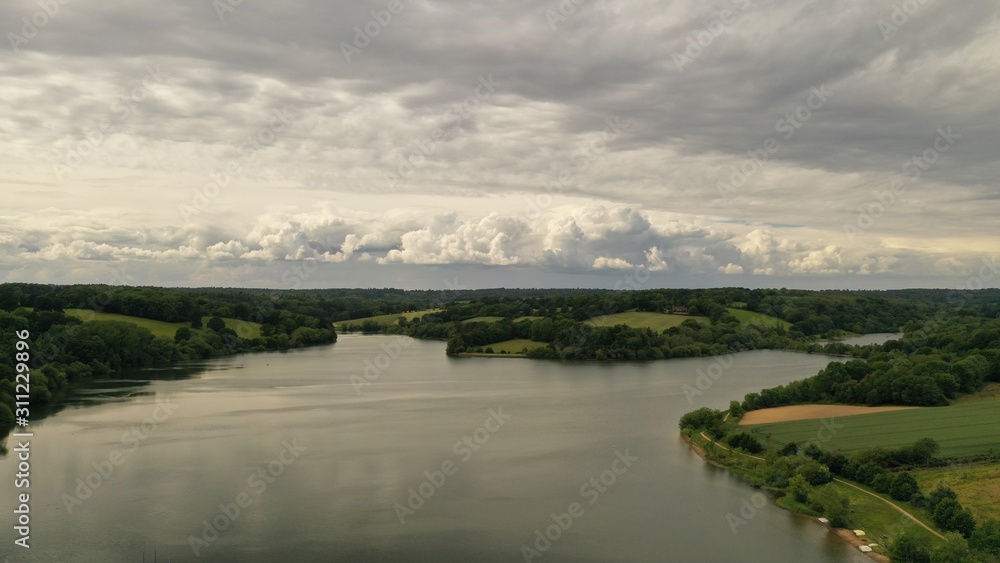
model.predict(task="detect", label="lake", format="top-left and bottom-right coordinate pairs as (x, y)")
top-left (1, 336), bottom-right (867, 562)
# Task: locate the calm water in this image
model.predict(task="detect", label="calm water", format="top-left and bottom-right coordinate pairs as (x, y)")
top-left (1, 336), bottom-right (864, 562)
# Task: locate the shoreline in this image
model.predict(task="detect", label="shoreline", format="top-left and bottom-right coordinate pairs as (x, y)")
top-left (680, 433), bottom-right (883, 562)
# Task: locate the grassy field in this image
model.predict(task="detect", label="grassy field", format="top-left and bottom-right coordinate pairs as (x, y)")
top-left (65, 309), bottom-right (190, 339)
top-left (462, 316), bottom-right (505, 324)
top-left (915, 462), bottom-right (1000, 522)
top-left (746, 401), bottom-right (1000, 459)
top-left (953, 382), bottom-right (1000, 404)
top-left (513, 316), bottom-right (544, 323)
top-left (471, 339), bottom-right (547, 355)
top-left (726, 308), bottom-right (792, 330)
top-left (208, 316), bottom-right (262, 339)
top-left (830, 480), bottom-right (944, 550)
top-left (65, 309), bottom-right (263, 339)
top-left (584, 311), bottom-right (708, 332)
top-left (333, 309), bottom-right (443, 329)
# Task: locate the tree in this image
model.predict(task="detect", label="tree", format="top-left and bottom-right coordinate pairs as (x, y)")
top-left (728, 400), bottom-right (745, 419)
top-left (889, 472), bottom-right (920, 502)
top-left (174, 327), bottom-right (192, 342)
top-left (207, 317), bottom-right (226, 333)
top-left (930, 533), bottom-right (971, 563)
top-left (909, 438), bottom-right (940, 466)
top-left (892, 533), bottom-right (931, 563)
top-left (969, 519), bottom-right (1000, 557)
top-left (809, 485), bottom-right (851, 528)
top-left (780, 442), bottom-right (799, 456)
top-left (854, 462), bottom-right (886, 486)
top-left (949, 508), bottom-right (977, 539)
top-left (927, 486), bottom-right (958, 509)
top-left (872, 473), bottom-right (893, 494)
top-left (788, 474), bottom-right (812, 503)
top-left (795, 460), bottom-right (833, 486)
top-left (678, 408), bottom-right (722, 431)
top-left (934, 498), bottom-right (961, 530)
top-left (529, 318), bottom-right (554, 342)
top-left (726, 432), bottom-right (765, 454)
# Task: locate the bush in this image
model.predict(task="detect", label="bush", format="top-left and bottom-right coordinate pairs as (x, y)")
top-left (809, 485), bottom-right (851, 528)
top-left (795, 460), bottom-right (833, 486)
top-left (788, 474), bottom-right (811, 503)
top-left (970, 519), bottom-right (1000, 557)
top-left (891, 534), bottom-right (931, 563)
top-left (678, 408), bottom-right (722, 431)
top-left (174, 326), bottom-right (192, 342)
top-left (0, 403), bottom-right (13, 426)
top-left (872, 473), bottom-right (893, 494)
top-left (207, 317), bottom-right (227, 333)
top-left (727, 432), bottom-right (765, 454)
top-left (889, 472), bottom-right (919, 502)
top-left (933, 498), bottom-right (976, 537)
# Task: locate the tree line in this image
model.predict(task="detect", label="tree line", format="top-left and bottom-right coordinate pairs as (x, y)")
top-left (742, 317), bottom-right (1000, 410)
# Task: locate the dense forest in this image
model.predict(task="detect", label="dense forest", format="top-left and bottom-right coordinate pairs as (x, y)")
top-left (364, 287), bottom-right (947, 361)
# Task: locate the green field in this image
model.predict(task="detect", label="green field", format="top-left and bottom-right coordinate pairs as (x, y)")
top-left (915, 462), bottom-right (1000, 523)
top-left (333, 309), bottom-right (443, 329)
top-left (471, 339), bottom-right (547, 355)
top-left (65, 309), bottom-right (263, 339)
top-left (207, 316), bottom-right (262, 339)
top-left (747, 401), bottom-right (1000, 458)
top-left (584, 311), bottom-right (708, 332)
top-left (513, 316), bottom-right (544, 323)
top-left (830, 481), bottom-right (944, 550)
top-left (462, 316), bottom-right (505, 324)
top-left (726, 308), bottom-right (792, 330)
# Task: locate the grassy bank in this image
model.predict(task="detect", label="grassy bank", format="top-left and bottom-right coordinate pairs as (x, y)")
top-left (682, 429), bottom-right (947, 559)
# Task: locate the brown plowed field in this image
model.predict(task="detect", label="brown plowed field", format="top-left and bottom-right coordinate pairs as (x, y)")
top-left (739, 404), bottom-right (918, 425)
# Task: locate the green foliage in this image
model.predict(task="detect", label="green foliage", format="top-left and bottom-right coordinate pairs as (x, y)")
top-left (174, 326), bottom-right (192, 342)
top-left (728, 400), bottom-right (745, 419)
top-left (892, 533), bottom-right (932, 563)
top-left (779, 442), bottom-right (799, 456)
top-left (726, 432), bottom-right (765, 454)
top-left (788, 474), bottom-right (812, 503)
top-left (890, 472), bottom-right (921, 502)
top-left (795, 460), bottom-right (833, 486)
top-left (678, 407), bottom-right (722, 431)
top-left (969, 519), bottom-right (1000, 557)
top-left (872, 473), bottom-right (894, 494)
top-left (930, 532), bottom-right (973, 563)
top-left (207, 317), bottom-right (227, 333)
top-left (0, 403), bottom-right (13, 425)
top-left (934, 498), bottom-right (977, 538)
top-left (809, 485), bottom-right (851, 528)
top-left (743, 317), bottom-right (1000, 410)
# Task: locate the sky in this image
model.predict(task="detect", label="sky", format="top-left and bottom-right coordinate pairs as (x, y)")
top-left (2, 0), bottom-right (998, 291)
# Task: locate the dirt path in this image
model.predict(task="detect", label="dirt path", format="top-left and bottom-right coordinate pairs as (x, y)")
top-left (696, 432), bottom-right (946, 541)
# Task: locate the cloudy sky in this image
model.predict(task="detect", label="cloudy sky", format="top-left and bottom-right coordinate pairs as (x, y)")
top-left (2, 0), bottom-right (998, 290)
